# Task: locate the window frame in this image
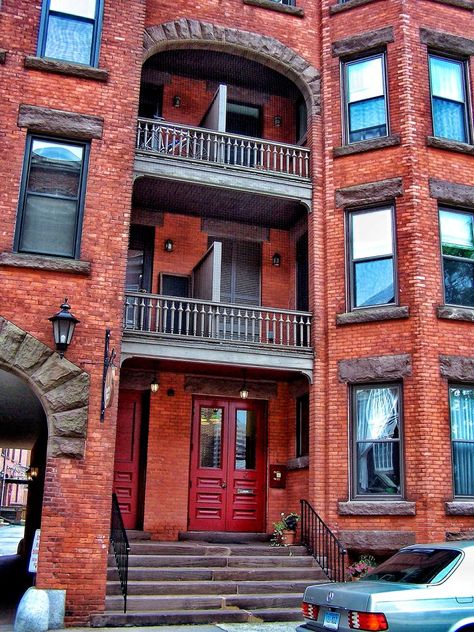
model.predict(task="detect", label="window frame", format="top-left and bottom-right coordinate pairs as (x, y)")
top-left (448, 383), bottom-right (474, 499)
top-left (346, 204), bottom-right (398, 311)
top-left (341, 51), bottom-right (390, 145)
top-left (14, 134), bottom-right (90, 260)
top-left (37, 0), bottom-right (104, 67)
top-left (296, 393), bottom-right (309, 458)
top-left (439, 205), bottom-right (474, 308)
top-left (350, 382), bottom-right (404, 500)
top-left (428, 52), bottom-right (471, 145)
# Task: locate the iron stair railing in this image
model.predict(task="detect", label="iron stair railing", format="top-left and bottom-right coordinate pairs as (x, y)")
top-left (110, 493), bottom-right (130, 613)
top-left (300, 499), bottom-right (347, 583)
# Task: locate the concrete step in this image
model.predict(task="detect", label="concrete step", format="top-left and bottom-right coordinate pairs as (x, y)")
top-left (179, 531), bottom-right (270, 543)
top-left (109, 565), bottom-right (325, 582)
top-left (128, 541), bottom-right (308, 556)
top-left (124, 554), bottom-right (316, 568)
top-left (126, 530), bottom-right (151, 541)
top-left (106, 577), bottom-right (320, 596)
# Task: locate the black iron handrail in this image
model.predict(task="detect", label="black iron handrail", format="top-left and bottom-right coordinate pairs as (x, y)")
top-left (300, 499), bottom-right (347, 583)
top-left (110, 493), bottom-right (130, 613)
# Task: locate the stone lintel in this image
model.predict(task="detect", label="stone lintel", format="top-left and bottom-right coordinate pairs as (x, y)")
top-left (333, 134), bottom-right (400, 157)
top-left (340, 530), bottom-right (415, 551)
top-left (24, 56), bottom-right (109, 81)
top-left (337, 306), bottom-right (409, 325)
top-left (338, 501), bottom-right (416, 516)
top-left (332, 26), bottom-right (394, 58)
top-left (429, 178), bottom-right (474, 208)
top-left (445, 502), bottom-right (474, 515)
top-left (330, 0), bottom-right (381, 14)
top-left (0, 252), bottom-right (91, 275)
top-left (440, 354), bottom-right (474, 382)
top-left (18, 104), bottom-right (103, 140)
top-left (0, 50), bottom-right (6, 64)
top-left (427, 135), bottom-right (474, 156)
top-left (446, 529), bottom-right (474, 541)
top-left (335, 177), bottom-right (403, 208)
top-left (420, 27), bottom-right (474, 56)
top-left (185, 375), bottom-right (277, 399)
top-left (243, 0), bottom-right (304, 17)
top-left (287, 455), bottom-right (309, 470)
top-left (338, 353), bottom-right (411, 383)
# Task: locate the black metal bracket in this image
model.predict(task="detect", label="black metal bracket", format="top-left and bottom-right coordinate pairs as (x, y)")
top-left (100, 329), bottom-right (116, 422)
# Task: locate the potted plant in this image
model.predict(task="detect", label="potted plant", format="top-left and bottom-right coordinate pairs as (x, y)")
top-left (271, 511), bottom-right (300, 546)
top-left (346, 554), bottom-right (376, 581)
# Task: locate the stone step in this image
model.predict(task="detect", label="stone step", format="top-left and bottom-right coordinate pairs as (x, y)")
top-left (106, 577), bottom-right (320, 596)
top-left (124, 554), bottom-right (316, 568)
top-left (179, 531), bottom-right (271, 543)
top-left (126, 530), bottom-right (151, 541)
top-left (109, 565), bottom-right (325, 582)
top-left (105, 592), bottom-right (302, 612)
top-left (128, 541), bottom-right (307, 556)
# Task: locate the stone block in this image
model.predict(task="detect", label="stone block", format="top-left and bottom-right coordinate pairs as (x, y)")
top-left (14, 587), bottom-right (49, 632)
top-left (43, 372), bottom-right (90, 413)
top-left (0, 318), bottom-right (27, 367)
top-left (440, 354), bottom-right (474, 382)
top-left (338, 354), bottom-right (412, 383)
top-left (31, 354), bottom-right (82, 392)
top-left (51, 407), bottom-right (88, 438)
top-left (45, 589), bottom-right (65, 629)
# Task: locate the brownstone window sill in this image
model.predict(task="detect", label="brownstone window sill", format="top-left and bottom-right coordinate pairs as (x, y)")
top-left (334, 134), bottom-right (400, 157)
top-left (437, 305), bottom-right (474, 323)
top-left (336, 305), bottom-right (409, 326)
top-left (445, 501), bottom-right (474, 515)
top-left (287, 456), bottom-right (309, 470)
top-left (0, 50), bottom-right (6, 65)
top-left (24, 56), bottom-right (109, 82)
top-left (330, 0), bottom-right (383, 14)
top-left (427, 136), bottom-right (474, 156)
top-left (338, 501), bottom-right (416, 516)
top-left (243, 0), bottom-right (304, 16)
top-left (0, 252), bottom-right (91, 275)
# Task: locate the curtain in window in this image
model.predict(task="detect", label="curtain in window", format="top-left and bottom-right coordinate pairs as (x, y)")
top-left (430, 56), bottom-right (467, 143)
top-left (450, 387), bottom-right (474, 496)
top-left (355, 387), bottom-right (400, 494)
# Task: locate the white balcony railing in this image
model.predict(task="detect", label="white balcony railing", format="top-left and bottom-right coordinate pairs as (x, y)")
top-left (136, 118), bottom-right (311, 179)
top-left (124, 292), bottom-right (312, 350)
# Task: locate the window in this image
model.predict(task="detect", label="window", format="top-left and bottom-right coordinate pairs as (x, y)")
top-left (348, 206), bottom-right (396, 309)
top-left (449, 385), bottom-right (474, 497)
top-left (343, 53), bottom-right (388, 143)
top-left (15, 137), bottom-right (89, 258)
top-left (429, 54), bottom-right (470, 144)
top-left (352, 384), bottom-right (402, 498)
top-left (440, 208), bottom-right (474, 307)
top-left (38, 0), bottom-right (103, 66)
top-left (296, 394), bottom-right (309, 458)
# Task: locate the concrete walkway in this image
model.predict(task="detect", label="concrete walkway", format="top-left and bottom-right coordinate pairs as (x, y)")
top-left (1, 620), bottom-right (302, 632)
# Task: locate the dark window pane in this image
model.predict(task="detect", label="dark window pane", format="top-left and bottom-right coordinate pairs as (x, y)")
top-left (349, 96), bottom-right (386, 141)
top-left (296, 394), bottom-right (309, 458)
top-left (19, 195), bottom-right (77, 257)
top-left (29, 141), bottom-right (82, 197)
top-left (354, 258), bottom-right (394, 307)
top-left (356, 441), bottom-right (400, 495)
top-left (199, 407), bottom-right (222, 469)
top-left (45, 14), bottom-right (93, 65)
top-left (444, 258), bottom-right (474, 307)
top-left (235, 410), bottom-right (256, 470)
top-left (453, 442), bottom-right (474, 496)
top-left (432, 98), bottom-right (467, 143)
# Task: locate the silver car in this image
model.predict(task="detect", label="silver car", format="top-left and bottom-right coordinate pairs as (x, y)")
top-left (298, 542), bottom-right (474, 632)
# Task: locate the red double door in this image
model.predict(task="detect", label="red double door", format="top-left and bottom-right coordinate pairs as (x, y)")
top-left (188, 398), bottom-right (266, 532)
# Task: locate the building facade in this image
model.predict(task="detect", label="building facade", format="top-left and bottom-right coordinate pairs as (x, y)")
top-left (1, 0), bottom-right (474, 624)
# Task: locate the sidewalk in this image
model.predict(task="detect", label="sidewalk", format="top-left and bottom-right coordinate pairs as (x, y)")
top-left (1, 621), bottom-right (302, 632)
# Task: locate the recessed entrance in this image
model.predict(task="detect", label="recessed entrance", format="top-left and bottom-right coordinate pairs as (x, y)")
top-left (189, 397), bottom-right (266, 532)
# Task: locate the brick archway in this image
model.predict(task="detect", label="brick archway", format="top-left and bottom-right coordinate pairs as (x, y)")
top-left (0, 317), bottom-right (89, 458)
top-left (143, 19), bottom-right (320, 115)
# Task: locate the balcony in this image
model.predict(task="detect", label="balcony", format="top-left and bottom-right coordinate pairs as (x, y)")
top-left (121, 292), bottom-right (313, 377)
top-left (134, 119), bottom-right (312, 204)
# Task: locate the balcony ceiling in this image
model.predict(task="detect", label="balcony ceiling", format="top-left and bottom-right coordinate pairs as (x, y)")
top-left (133, 176), bottom-right (307, 229)
top-left (144, 50), bottom-right (302, 100)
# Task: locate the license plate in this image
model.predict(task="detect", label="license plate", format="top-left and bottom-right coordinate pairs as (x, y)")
top-left (323, 611), bottom-right (340, 630)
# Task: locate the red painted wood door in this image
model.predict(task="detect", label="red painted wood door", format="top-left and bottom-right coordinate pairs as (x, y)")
top-left (113, 390), bottom-right (142, 529)
top-left (189, 398), bottom-right (265, 532)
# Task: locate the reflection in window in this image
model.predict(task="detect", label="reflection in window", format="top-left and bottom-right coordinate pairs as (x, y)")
top-left (449, 386), bottom-right (474, 496)
top-left (429, 55), bottom-right (469, 144)
top-left (353, 385), bottom-right (401, 497)
top-left (349, 207), bottom-right (395, 309)
top-left (440, 208), bottom-right (474, 307)
top-left (199, 408), bottom-right (222, 468)
top-left (235, 410), bottom-right (256, 470)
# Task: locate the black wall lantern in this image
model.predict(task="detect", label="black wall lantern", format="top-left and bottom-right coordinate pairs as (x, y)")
top-left (49, 299), bottom-right (79, 357)
top-left (164, 238), bottom-right (174, 252)
top-left (272, 253), bottom-right (281, 267)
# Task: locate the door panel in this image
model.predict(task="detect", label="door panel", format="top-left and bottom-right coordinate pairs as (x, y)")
top-left (113, 391), bottom-right (143, 529)
top-left (189, 398), bottom-right (265, 532)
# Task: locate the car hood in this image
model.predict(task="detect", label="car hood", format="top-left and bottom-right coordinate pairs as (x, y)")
top-left (303, 580), bottom-right (422, 611)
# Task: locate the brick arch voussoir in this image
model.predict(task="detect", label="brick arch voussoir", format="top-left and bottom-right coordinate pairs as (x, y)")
top-left (0, 317), bottom-right (89, 459)
top-left (143, 19), bottom-right (320, 115)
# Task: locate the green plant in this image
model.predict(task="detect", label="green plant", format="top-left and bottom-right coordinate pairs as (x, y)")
top-left (271, 511), bottom-right (300, 546)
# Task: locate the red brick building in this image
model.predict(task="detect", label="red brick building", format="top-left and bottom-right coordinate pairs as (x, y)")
top-left (1, 0), bottom-right (474, 624)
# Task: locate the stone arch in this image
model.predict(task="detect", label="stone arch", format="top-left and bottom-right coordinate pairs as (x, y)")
top-left (0, 316), bottom-right (89, 458)
top-left (143, 19), bottom-right (320, 115)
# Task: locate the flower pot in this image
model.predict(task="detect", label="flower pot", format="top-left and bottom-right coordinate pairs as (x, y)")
top-left (282, 529), bottom-right (296, 545)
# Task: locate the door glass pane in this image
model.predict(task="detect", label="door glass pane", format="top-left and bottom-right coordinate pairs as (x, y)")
top-left (199, 408), bottom-right (222, 468)
top-left (352, 208), bottom-right (393, 259)
top-left (235, 410), bottom-right (256, 470)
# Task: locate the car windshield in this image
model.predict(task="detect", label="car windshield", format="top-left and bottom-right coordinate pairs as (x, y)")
top-left (361, 549), bottom-right (462, 584)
